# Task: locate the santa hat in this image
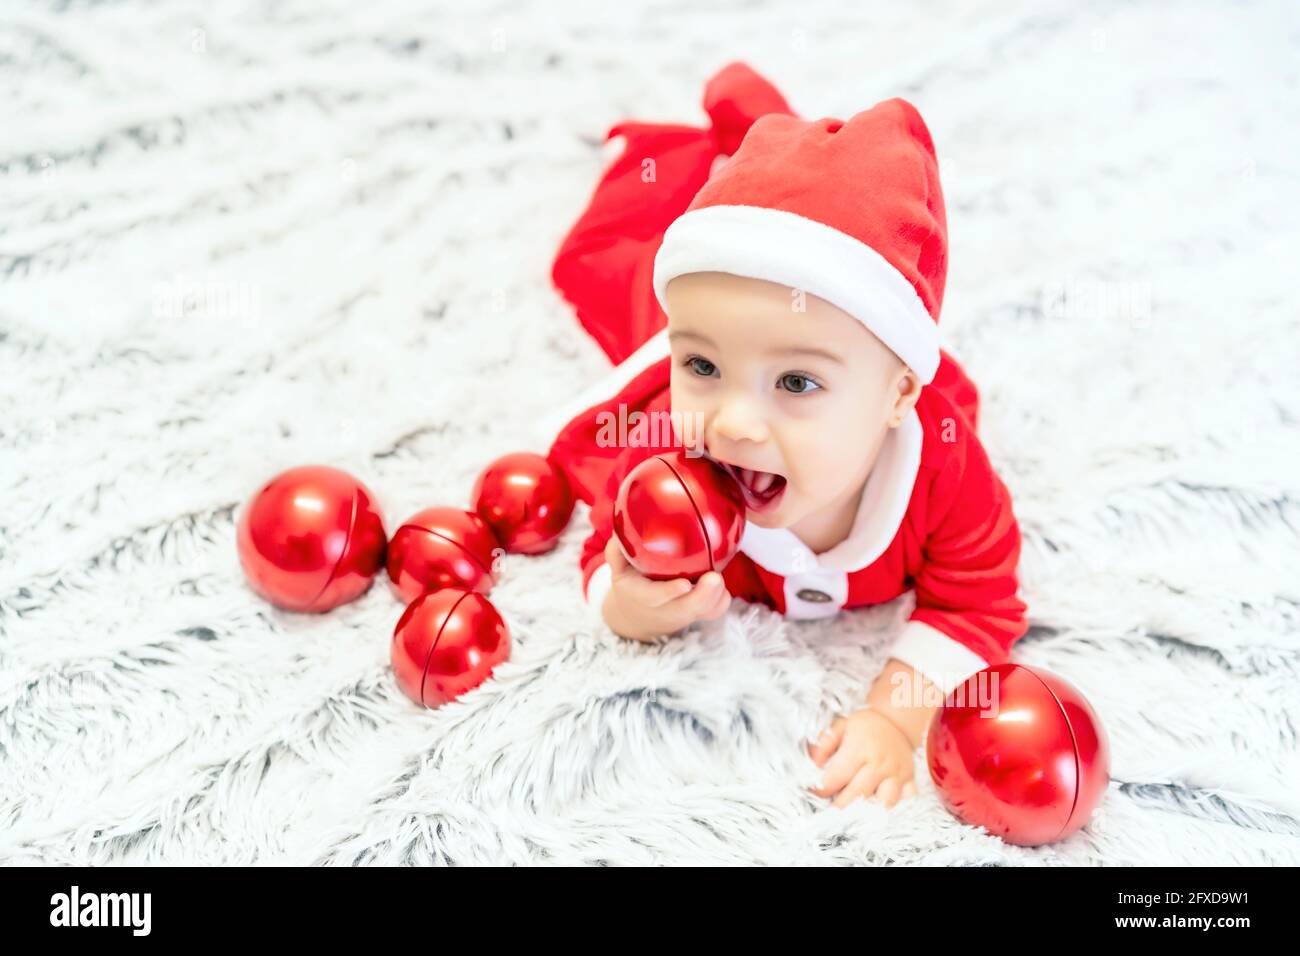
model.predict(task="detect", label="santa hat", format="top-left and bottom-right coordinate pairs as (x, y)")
top-left (651, 98), bottom-right (948, 385)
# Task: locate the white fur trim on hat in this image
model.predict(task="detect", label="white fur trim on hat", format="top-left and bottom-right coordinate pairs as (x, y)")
top-left (652, 204), bottom-right (941, 385)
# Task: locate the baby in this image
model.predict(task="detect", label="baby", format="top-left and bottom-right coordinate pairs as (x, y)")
top-left (546, 64), bottom-right (1028, 810)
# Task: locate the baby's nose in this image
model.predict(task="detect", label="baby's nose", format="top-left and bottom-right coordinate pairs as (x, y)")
top-left (712, 397), bottom-right (769, 444)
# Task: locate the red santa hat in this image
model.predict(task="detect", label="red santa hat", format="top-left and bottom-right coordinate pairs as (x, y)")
top-left (651, 98), bottom-right (948, 385)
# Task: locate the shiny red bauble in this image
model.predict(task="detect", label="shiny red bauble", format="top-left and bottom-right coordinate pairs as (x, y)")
top-left (612, 451), bottom-right (746, 581)
top-left (471, 451), bottom-right (575, 555)
top-left (236, 465), bottom-right (387, 612)
top-left (926, 663), bottom-right (1110, 847)
top-left (391, 587), bottom-right (511, 708)
top-left (386, 507), bottom-right (501, 604)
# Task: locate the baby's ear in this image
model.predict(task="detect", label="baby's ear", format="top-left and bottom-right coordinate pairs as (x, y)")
top-left (890, 363), bottom-right (922, 426)
top-left (897, 361), bottom-right (919, 396)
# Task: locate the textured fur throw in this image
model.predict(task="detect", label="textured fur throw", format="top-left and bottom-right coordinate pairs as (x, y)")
top-left (1, 0), bottom-right (1296, 864)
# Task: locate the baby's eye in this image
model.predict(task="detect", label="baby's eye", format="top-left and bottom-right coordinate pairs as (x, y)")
top-left (779, 372), bottom-right (822, 394)
top-left (686, 356), bottom-right (718, 378)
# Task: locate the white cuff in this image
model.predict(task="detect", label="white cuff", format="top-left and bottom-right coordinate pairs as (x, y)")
top-left (584, 561), bottom-right (614, 628)
top-left (887, 619), bottom-right (990, 697)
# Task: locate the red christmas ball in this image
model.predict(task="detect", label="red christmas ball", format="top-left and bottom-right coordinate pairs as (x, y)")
top-left (386, 507), bottom-right (501, 604)
top-left (391, 587), bottom-right (511, 708)
top-left (612, 450), bottom-right (745, 582)
top-left (236, 465), bottom-right (387, 612)
top-left (926, 663), bottom-right (1110, 847)
top-left (471, 452), bottom-right (575, 555)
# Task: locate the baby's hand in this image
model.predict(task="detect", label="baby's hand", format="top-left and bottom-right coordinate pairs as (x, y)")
top-left (600, 536), bottom-right (731, 642)
top-left (807, 707), bottom-right (918, 809)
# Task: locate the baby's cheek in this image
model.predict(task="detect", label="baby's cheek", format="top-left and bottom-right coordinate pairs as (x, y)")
top-left (793, 468), bottom-right (830, 509)
top-left (786, 440), bottom-right (832, 498)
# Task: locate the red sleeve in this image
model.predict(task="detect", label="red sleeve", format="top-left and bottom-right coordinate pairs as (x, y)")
top-left (889, 431), bottom-right (1028, 694)
top-left (542, 358), bottom-right (675, 606)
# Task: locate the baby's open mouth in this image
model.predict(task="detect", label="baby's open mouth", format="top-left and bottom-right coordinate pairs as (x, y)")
top-left (712, 457), bottom-right (788, 513)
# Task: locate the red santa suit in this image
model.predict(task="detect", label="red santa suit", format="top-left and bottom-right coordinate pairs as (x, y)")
top-left (537, 63), bottom-right (1029, 696)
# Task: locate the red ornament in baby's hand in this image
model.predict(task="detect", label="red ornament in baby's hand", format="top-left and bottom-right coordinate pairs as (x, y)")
top-left (237, 465), bottom-right (387, 612)
top-left (386, 507), bottom-right (501, 604)
top-left (472, 452), bottom-right (574, 555)
top-left (612, 450), bottom-right (745, 582)
top-left (926, 663), bottom-right (1111, 847)
top-left (391, 587), bottom-right (511, 708)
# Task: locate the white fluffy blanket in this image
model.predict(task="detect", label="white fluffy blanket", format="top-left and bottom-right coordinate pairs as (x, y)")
top-left (2, 0), bottom-right (1297, 865)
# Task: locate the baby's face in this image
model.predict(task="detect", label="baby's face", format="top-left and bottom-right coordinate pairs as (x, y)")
top-left (665, 271), bottom-right (916, 533)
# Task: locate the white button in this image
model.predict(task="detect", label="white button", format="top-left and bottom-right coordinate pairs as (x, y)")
top-left (783, 572), bottom-right (848, 620)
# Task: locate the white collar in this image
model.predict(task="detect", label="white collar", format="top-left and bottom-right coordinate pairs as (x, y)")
top-left (737, 406), bottom-right (923, 575)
